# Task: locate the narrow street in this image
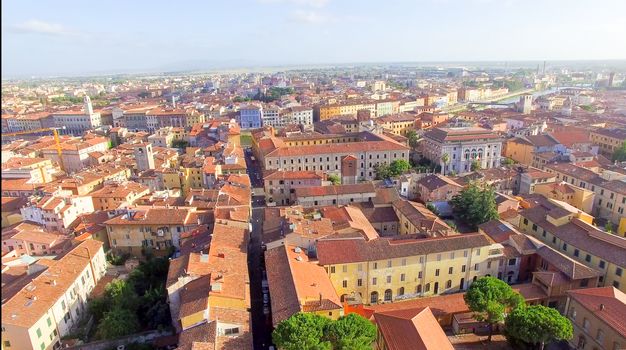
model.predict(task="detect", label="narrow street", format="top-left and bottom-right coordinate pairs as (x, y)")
top-left (244, 149), bottom-right (273, 349)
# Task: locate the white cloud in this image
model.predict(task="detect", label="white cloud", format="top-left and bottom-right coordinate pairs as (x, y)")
top-left (258, 0), bottom-right (329, 8)
top-left (9, 19), bottom-right (86, 38)
top-left (290, 10), bottom-right (333, 23)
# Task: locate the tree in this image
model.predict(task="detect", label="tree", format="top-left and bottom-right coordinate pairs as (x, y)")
top-left (450, 183), bottom-right (499, 229)
top-left (406, 130), bottom-right (420, 150)
top-left (389, 159), bottom-right (410, 176)
top-left (272, 313), bottom-right (332, 350)
top-left (605, 221), bottom-right (614, 233)
top-left (471, 160), bottom-right (482, 171)
top-left (327, 174), bottom-right (341, 185)
top-left (502, 157), bottom-right (515, 166)
top-left (172, 139), bottom-right (189, 149)
top-left (97, 307), bottom-right (140, 339)
top-left (104, 279), bottom-right (140, 312)
top-left (464, 276), bottom-right (524, 341)
top-left (612, 141), bottom-right (626, 162)
top-left (505, 305), bottom-right (573, 350)
top-left (374, 163), bottom-right (392, 180)
top-left (326, 313), bottom-right (376, 350)
top-left (441, 153), bottom-right (450, 176)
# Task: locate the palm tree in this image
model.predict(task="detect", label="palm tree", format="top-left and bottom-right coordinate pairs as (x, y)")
top-left (441, 153), bottom-right (449, 176)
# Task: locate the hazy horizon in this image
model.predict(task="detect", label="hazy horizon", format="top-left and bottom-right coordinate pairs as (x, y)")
top-left (3, 0), bottom-right (626, 78)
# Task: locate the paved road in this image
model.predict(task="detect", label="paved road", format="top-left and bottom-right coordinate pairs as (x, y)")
top-left (244, 149), bottom-right (273, 349)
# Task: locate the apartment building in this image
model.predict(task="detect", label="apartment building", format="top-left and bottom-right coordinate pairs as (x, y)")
top-left (20, 193), bottom-right (95, 234)
top-left (517, 197), bottom-right (626, 292)
top-left (284, 106), bottom-right (313, 125)
top-left (104, 207), bottom-right (205, 256)
top-left (375, 113), bottom-right (418, 136)
top-left (565, 287), bottom-right (626, 350)
top-left (392, 199), bottom-right (452, 237)
top-left (1, 240), bottom-right (106, 350)
top-left (1, 221), bottom-right (71, 256)
top-left (422, 127), bottom-right (503, 175)
top-left (1, 157), bottom-right (58, 184)
top-left (89, 182), bottom-right (151, 211)
top-left (263, 170), bottom-right (325, 206)
top-left (239, 105), bottom-right (263, 129)
top-left (295, 183), bottom-right (376, 208)
top-left (533, 181), bottom-right (595, 213)
top-left (316, 233), bottom-right (502, 304)
top-left (415, 174), bottom-right (463, 202)
top-left (542, 162), bottom-right (626, 230)
top-left (265, 245), bottom-right (342, 326)
top-left (263, 133), bottom-right (409, 182)
top-left (40, 136), bottom-right (109, 173)
top-left (590, 128), bottom-right (626, 158)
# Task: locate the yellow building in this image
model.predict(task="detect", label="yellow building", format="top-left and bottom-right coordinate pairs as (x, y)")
top-left (1, 197), bottom-right (26, 228)
top-left (533, 181), bottom-right (595, 214)
top-left (517, 197), bottom-right (626, 293)
top-left (316, 233), bottom-right (502, 304)
top-left (105, 207), bottom-right (204, 256)
top-left (504, 137), bottom-right (535, 165)
top-left (265, 245), bottom-right (343, 326)
top-left (90, 182), bottom-right (150, 211)
top-left (565, 287), bottom-right (626, 350)
top-left (375, 113), bottom-right (418, 136)
top-left (589, 128), bottom-right (626, 158)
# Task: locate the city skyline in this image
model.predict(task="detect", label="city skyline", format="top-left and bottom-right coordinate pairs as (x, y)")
top-left (3, 0), bottom-right (626, 77)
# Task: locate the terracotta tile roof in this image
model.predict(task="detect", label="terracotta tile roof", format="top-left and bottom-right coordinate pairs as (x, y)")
top-left (479, 219), bottom-right (521, 243)
top-left (567, 287), bottom-right (626, 338)
top-left (295, 182), bottom-right (376, 198)
top-left (266, 139), bottom-right (408, 158)
top-left (264, 170), bottom-right (325, 181)
top-left (373, 307), bottom-right (454, 350)
top-left (265, 245), bottom-right (341, 326)
top-left (179, 274), bottom-right (210, 318)
top-left (392, 200), bottom-right (451, 234)
top-left (320, 205), bottom-right (379, 241)
top-left (317, 233), bottom-right (492, 265)
top-left (416, 174), bottom-right (462, 191)
top-left (525, 134), bottom-right (559, 148)
top-left (520, 205), bottom-right (626, 266)
top-left (104, 207), bottom-right (194, 226)
top-left (549, 130), bottom-right (591, 147)
top-left (1, 240), bottom-right (103, 328)
top-left (423, 126), bottom-right (502, 143)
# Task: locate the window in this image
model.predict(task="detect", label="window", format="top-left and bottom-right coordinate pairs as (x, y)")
top-left (574, 249), bottom-right (579, 257)
top-left (585, 254), bottom-right (591, 262)
top-left (476, 249), bottom-right (481, 256)
top-left (599, 260), bottom-right (606, 269)
top-left (461, 265), bottom-right (466, 272)
top-left (474, 264), bottom-right (479, 271)
top-left (487, 261), bottom-right (492, 269)
top-left (386, 275), bottom-right (391, 283)
top-left (3, 341), bottom-right (10, 348)
top-left (435, 269), bottom-right (440, 277)
top-left (508, 259), bottom-right (516, 266)
top-left (342, 265), bottom-right (347, 273)
top-left (580, 279), bottom-right (589, 287)
top-left (47, 318), bottom-right (52, 327)
top-left (617, 267), bottom-right (623, 277)
top-left (418, 271), bottom-right (422, 279)
top-left (384, 289), bottom-right (392, 301)
top-left (583, 318), bottom-right (590, 331)
top-left (370, 292), bottom-right (378, 304)
top-left (597, 329), bottom-right (604, 342)
top-left (330, 266), bottom-right (335, 273)
top-left (224, 327), bottom-right (239, 336)
top-left (387, 260), bottom-right (392, 268)
top-left (446, 280), bottom-right (452, 289)
top-left (357, 279), bottom-right (362, 287)
top-left (532, 224), bottom-right (538, 231)
top-left (449, 267), bottom-right (453, 274)
top-left (373, 262), bottom-right (378, 269)
top-left (372, 278), bottom-right (377, 285)
top-left (569, 307), bottom-right (576, 320)
top-left (342, 280), bottom-right (347, 288)
top-left (562, 243), bottom-right (567, 251)
top-left (36, 328), bottom-right (42, 338)
top-left (523, 218), bottom-right (528, 225)
top-left (463, 250), bottom-right (468, 258)
top-left (400, 273), bottom-right (405, 282)
top-left (425, 283), bottom-right (431, 292)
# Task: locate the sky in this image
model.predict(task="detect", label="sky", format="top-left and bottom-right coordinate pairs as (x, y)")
top-left (2, 0), bottom-right (626, 77)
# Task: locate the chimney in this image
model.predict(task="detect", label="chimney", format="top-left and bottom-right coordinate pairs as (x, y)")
top-left (600, 303), bottom-right (605, 311)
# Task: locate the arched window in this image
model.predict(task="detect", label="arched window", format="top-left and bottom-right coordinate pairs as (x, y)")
top-left (340, 294), bottom-right (348, 302)
top-left (425, 283), bottom-right (431, 292)
top-left (459, 278), bottom-right (465, 290)
top-left (370, 291), bottom-right (378, 304)
top-left (398, 287), bottom-right (405, 296)
top-left (416, 284), bottom-right (422, 294)
top-left (384, 289), bottom-right (392, 301)
top-left (446, 280), bottom-right (452, 289)
top-left (471, 148), bottom-right (477, 159)
top-left (477, 148), bottom-right (484, 159)
top-left (464, 149), bottom-right (470, 160)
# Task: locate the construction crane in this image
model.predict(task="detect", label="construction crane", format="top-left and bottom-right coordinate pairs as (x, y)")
top-left (2, 126), bottom-right (66, 171)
